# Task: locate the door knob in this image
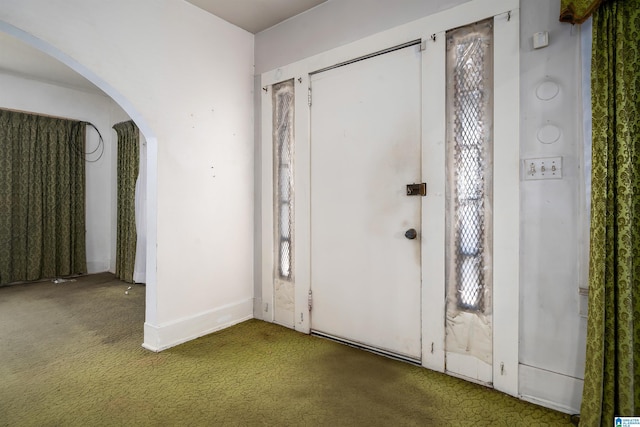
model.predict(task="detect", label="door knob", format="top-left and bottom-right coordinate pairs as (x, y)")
top-left (405, 228), bottom-right (417, 240)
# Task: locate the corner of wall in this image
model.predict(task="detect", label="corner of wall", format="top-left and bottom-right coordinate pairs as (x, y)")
top-left (142, 298), bottom-right (254, 351)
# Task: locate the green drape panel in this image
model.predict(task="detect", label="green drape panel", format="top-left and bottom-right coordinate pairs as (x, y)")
top-left (559, 0), bottom-right (605, 24)
top-left (0, 110), bottom-right (87, 285)
top-left (113, 121), bottom-right (139, 283)
top-left (580, 0), bottom-right (640, 424)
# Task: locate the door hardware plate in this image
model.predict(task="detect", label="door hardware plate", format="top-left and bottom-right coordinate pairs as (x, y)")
top-left (406, 183), bottom-right (427, 196)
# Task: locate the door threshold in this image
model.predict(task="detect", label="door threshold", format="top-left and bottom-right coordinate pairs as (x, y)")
top-left (311, 330), bottom-right (421, 366)
top-left (445, 370), bottom-right (493, 388)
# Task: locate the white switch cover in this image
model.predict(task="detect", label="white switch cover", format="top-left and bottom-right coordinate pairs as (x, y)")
top-left (523, 156), bottom-right (562, 180)
top-left (533, 31), bottom-right (549, 49)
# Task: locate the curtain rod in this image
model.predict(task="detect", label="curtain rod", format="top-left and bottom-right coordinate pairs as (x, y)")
top-left (0, 107), bottom-right (83, 123)
top-left (310, 39), bottom-right (422, 76)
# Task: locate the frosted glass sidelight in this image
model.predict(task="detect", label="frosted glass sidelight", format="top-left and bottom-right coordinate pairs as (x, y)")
top-left (272, 80), bottom-right (295, 280)
top-left (445, 19), bottom-right (494, 315)
top-left (444, 18), bottom-right (494, 366)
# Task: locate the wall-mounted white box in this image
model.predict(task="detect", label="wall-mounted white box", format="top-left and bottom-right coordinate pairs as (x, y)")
top-left (523, 156), bottom-right (562, 180)
top-left (533, 31), bottom-right (549, 49)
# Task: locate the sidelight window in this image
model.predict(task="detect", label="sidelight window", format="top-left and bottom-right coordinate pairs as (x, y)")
top-left (272, 80), bottom-right (295, 279)
top-left (445, 19), bottom-right (493, 312)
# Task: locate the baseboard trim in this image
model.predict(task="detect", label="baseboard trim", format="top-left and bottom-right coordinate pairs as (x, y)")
top-left (520, 394), bottom-right (580, 416)
top-left (142, 299), bottom-right (253, 352)
top-left (519, 364), bottom-right (583, 414)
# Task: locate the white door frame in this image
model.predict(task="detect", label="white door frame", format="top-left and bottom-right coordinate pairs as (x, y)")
top-left (261, 0), bottom-right (519, 397)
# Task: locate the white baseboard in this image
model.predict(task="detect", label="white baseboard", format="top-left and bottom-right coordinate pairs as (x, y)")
top-left (519, 364), bottom-right (583, 414)
top-left (142, 298), bottom-right (253, 352)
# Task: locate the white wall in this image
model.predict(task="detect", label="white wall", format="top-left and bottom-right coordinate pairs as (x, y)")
top-left (0, 71), bottom-right (127, 274)
top-left (254, 0), bottom-right (587, 414)
top-left (0, 0), bottom-right (255, 351)
top-left (518, 0), bottom-right (587, 413)
top-left (255, 0), bottom-right (472, 75)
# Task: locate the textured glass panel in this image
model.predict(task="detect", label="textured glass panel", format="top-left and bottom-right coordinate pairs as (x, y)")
top-left (445, 20), bottom-right (493, 313)
top-left (459, 257), bottom-right (481, 307)
top-left (273, 80), bottom-right (295, 280)
top-left (459, 202), bottom-right (481, 255)
top-left (279, 166), bottom-right (291, 201)
top-left (280, 241), bottom-right (291, 278)
top-left (280, 202), bottom-right (290, 239)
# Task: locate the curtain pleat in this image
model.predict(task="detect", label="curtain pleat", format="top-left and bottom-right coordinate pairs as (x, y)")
top-left (580, 0), bottom-right (640, 424)
top-left (0, 110), bottom-right (87, 285)
top-left (113, 121), bottom-right (139, 283)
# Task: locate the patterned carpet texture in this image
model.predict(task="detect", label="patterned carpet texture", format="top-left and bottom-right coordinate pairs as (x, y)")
top-left (0, 273), bottom-right (572, 426)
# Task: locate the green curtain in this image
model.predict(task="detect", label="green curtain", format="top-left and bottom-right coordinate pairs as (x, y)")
top-left (580, 0), bottom-right (640, 424)
top-left (113, 121), bottom-right (139, 283)
top-left (0, 109), bottom-right (87, 285)
top-left (559, 0), bottom-right (605, 24)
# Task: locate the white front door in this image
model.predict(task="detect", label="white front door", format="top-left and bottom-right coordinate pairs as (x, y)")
top-left (262, 4), bottom-right (520, 397)
top-left (309, 44), bottom-right (423, 361)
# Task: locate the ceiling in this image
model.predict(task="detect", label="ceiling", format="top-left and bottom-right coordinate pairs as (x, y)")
top-left (0, 0), bottom-right (327, 93)
top-left (0, 31), bottom-right (102, 93)
top-left (186, 0), bottom-right (327, 34)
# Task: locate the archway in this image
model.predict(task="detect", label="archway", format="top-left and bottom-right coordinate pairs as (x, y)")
top-left (0, 20), bottom-right (158, 332)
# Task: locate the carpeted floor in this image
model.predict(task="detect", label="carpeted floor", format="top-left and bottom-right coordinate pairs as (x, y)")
top-left (0, 273), bottom-right (573, 426)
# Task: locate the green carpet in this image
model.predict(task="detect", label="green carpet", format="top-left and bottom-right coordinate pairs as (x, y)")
top-left (0, 273), bottom-right (572, 426)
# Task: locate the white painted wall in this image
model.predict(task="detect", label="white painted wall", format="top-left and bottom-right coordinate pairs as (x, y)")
top-left (255, 0), bottom-right (587, 414)
top-left (518, 0), bottom-right (587, 414)
top-left (254, 0), bottom-right (472, 75)
top-left (0, 71), bottom-right (127, 274)
top-left (0, 0), bottom-right (255, 351)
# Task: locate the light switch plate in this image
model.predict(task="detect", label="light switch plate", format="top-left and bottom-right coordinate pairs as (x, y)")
top-left (523, 156), bottom-right (562, 180)
top-left (533, 31), bottom-right (549, 49)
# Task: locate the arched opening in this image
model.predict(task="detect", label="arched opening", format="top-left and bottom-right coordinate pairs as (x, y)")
top-left (0, 21), bottom-right (158, 336)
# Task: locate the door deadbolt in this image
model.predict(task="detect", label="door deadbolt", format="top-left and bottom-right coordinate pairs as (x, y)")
top-left (405, 228), bottom-right (417, 240)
